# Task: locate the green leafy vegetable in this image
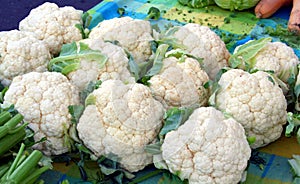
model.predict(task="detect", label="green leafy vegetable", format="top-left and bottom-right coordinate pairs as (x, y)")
top-left (75, 11), bottom-right (93, 39)
top-left (177, 0), bottom-right (215, 8)
top-left (48, 42), bottom-right (108, 75)
top-left (286, 112), bottom-right (300, 144)
top-left (214, 0), bottom-right (260, 11)
top-left (145, 7), bottom-right (161, 20)
top-left (117, 8), bottom-right (125, 16)
top-left (160, 107), bottom-right (194, 137)
top-left (97, 154), bottom-right (135, 184)
top-left (79, 80), bottom-right (102, 104)
top-left (265, 24), bottom-right (300, 50)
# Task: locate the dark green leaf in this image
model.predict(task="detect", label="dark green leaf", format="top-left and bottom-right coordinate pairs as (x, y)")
top-left (285, 112), bottom-right (300, 140)
top-left (127, 51), bottom-right (140, 81)
top-left (145, 142), bottom-right (162, 154)
top-left (79, 80), bottom-right (102, 104)
top-left (160, 107), bottom-right (194, 137)
top-left (145, 7), bottom-right (161, 20)
top-left (158, 172), bottom-right (188, 184)
top-left (68, 105), bottom-right (84, 124)
top-left (117, 8), bottom-right (125, 16)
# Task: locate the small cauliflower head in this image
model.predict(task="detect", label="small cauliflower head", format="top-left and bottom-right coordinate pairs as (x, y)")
top-left (89, 17), bottom-right (154, 63)
top-left (250, 42), bottom-right (299, 82)
top-left (3, 72), bottom-right (80, 155)
top-left (231, 38), bottom-right (299, 83)
top-left (165, 23), bottom-right (230, 79)
top-left (19, 2), bottom-right (83, 55)
top-left (161, 107), bottom-right (251, 184)
top-left (0, 30), bottom-right (51, 86)
top-left (149, 55), bottom-right (209, 109)
top-left (215, 69), bottom-right (287, 148)
top-left (77, 80), bottom-right (165, 172)
top-left (68, 39), bottom-right (135, 91)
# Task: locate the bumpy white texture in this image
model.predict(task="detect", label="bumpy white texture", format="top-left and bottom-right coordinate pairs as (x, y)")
top-left (89, 17), bottom-right (154, 63)
top-left (0, 30), bottom-right (51, 86)
top-left (19, 2), bottom-right (83, 55)
top-left (68, 38), bottom-right (135, 91)
top-left (161, 107), bottom-right (251, 184)
top-left (215, 69), bottom-right (287, 148)
top-left (149, 56), bottom-right (209, 109)
top-left (171, 23), bottom-right (230, 79)
top-left (77, 80), bottom-right (165, 172)
top-left (249, 42), bottom-right (299, 83)
top-left (3, 72), bottom-right (80, 155)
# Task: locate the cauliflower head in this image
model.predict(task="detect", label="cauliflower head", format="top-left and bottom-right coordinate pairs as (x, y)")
top-left (67, 38), bottom-right (135, 91)
top-left (215, 69), bottom-right (287, 148)
top-left (3, 72), bottom-right (80, 155)
top-left (89, 17), bottom-right (154, 63)
top-left (148, 55), bottom-right (209, 109)
top-left (77, 79), bottom-right (165, 172)
top-left (0, 30), bottom-right (51, 86)
top-left (230, 38), bottom-right (299, 83)
top-left (165, 23), bottom-right (230, 79)
top-left (161, 107), bottom-right (251, 184)
top-left (19, 2), bottom-right (83, 55)
top-left (253, 42), bottom-right (299, 83)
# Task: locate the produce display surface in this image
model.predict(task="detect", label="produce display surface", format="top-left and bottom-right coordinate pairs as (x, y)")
top-left (40, 0), bottom-right (299, 183)
top-left (0, 0), bottom-right (300, 184)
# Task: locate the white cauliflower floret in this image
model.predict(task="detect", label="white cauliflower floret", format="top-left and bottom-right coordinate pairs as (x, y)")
top-left (232, 39), bottom-right (299, 83)
top-left (77, 79), bottom-right (165, 172)
top-left (164, 23), bottom-right (230, 79)
top-left (215, 69), bottom-right (287, 148)
top-left (161, 107), bottom-right (251, 184)
top-left (67, 38), bottom-right (135, 91)
top-left (3, 72), bottom-right (80, 155)
top-left (149, 55), bottom-right (209, 109)
top-left (89, 17), bottom-right (154, 63)
top-left (19, 2), bottom-right (83, 55)
top-left (0, 30), bottom-right (51, 86)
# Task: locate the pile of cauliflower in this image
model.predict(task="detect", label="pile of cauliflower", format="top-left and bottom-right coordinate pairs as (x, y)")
top-left (0, 2), bottom-right (299, 184)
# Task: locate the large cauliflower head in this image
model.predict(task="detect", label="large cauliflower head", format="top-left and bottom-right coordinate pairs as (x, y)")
top-left (251, 42), bottom-right (299, 82)
top-left (149, 55), bottom-right (209, 109)
top-left (67, 38), bottom-right (135, 91)
top-left (165, 23), bottom-right (230, 79)
top-left (0, 30), bottom-right (51, 86)
top-left (3, 72), bottom-right (80, 155)
top-left (77, 79), bottom-right (165, 172)
top-left (231, 39), bottom-right (299, 83)
top-left (161, 107), bottom-right (251, 184)
top-left (89, 17), bottom-right (154, 63)
top-left (19, 2), bottom-right (83, 55)
top-left (215, 69), bottom-right (287, 148)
